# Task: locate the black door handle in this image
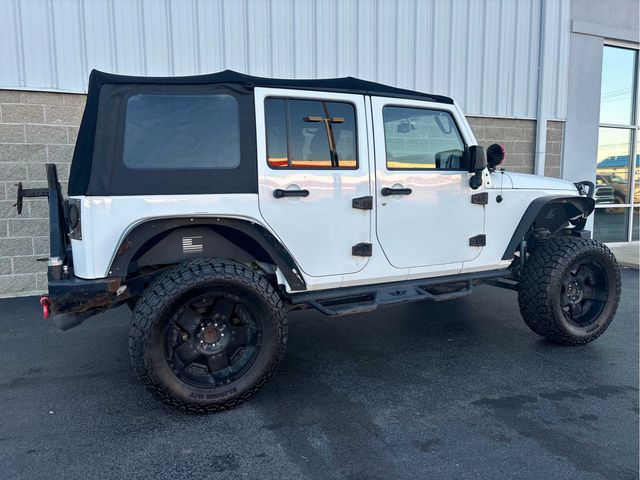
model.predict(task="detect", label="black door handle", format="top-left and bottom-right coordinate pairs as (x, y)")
top-left (381, 187), bottom-right (412, 196)
top-left (273, 188), bottom-right (310, 199)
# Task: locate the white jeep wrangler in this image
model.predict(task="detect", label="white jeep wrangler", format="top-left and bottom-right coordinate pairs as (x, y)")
top-left (17, 70), bottom-right (620, 413)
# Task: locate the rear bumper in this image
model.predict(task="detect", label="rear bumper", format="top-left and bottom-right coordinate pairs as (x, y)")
top-left (48, 275), bottom-right (122, 312)
top-left (48, 275), bottom-right (125, 330)
top-left (22, 164), bottom-right (128, 329)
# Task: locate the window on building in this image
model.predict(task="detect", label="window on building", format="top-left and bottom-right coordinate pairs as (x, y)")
top-left (634, 134), bottom-right (640, 241)
top-left (123, 94), bottom-right (241, 170)
top-left (594, 45), bottom-right (639, 243)
top-left (265, 98), bottom-right (357, 168)
top-left (382, 107), bottom-right (465, 170)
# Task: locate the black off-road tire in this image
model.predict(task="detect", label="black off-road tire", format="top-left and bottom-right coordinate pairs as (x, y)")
top-left (126, 298), bottom-right (138, 311)
top-left (518, 236), bottom-right (620, 345)
top-left (129, 258), bottom-right (287, 413)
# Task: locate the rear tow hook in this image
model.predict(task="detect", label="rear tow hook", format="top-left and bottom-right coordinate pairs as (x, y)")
top-left (40, 296), bottom-right (51, 319)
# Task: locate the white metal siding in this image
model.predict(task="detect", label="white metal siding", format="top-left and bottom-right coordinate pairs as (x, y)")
top-left (0, 0), bottom-right (570, 119)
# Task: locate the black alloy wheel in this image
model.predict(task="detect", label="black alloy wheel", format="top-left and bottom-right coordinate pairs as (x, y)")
top-left (129, 258), bottom-right (287, 413)
top-left (518, 236), bottom-right (621, 345)
top-left (165, 293), bottom-right (261, 389)
top-left (560, 259), bottom-right (609, 328)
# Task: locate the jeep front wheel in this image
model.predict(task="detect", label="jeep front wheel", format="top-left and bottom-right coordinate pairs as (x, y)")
top-left (129, 259), bottom-right (287, 413)
top-left (518, 237), bottom-right (621, 345)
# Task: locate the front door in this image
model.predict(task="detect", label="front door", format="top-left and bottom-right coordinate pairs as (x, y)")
top-left (371, 97), bottom-right (485, 269)
top-left (255, 88), bottom-right (371, 277)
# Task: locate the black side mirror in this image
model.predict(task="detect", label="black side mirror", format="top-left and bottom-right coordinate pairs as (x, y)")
top-left (468, 145), bottom-right (486, 189)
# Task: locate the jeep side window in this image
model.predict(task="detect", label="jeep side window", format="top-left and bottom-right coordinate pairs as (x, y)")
top-left (265, 98), bottom-right (357, 168)
top-left (122, 94), bottom-right (241, 170)
top-left (382, 106), bottom-right (464, 170)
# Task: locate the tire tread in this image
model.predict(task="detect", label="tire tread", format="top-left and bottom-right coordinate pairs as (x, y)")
top-left (518, 236), bottom-right (620, 345)
top-left (128, 258), bottom-right (287, 413)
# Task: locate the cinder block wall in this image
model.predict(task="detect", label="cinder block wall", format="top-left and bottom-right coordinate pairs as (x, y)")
top-left (0, 90), bottom-right (84, 297)
top-left (545, 121), bottom-right (564, 178)
top-left (466, 117), bottom-right (565, 176)
top-left (0, 89), bottom-right (564, 298)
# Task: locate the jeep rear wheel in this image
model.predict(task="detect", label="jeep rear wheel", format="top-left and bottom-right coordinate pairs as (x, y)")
top-left (129, 259), bottom-right (287, 413)
top-left (518, 237), bottom-right (621, 345)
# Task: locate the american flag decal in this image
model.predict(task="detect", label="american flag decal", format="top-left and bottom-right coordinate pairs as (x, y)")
top-left (182, 236), bottom-right (203, 254)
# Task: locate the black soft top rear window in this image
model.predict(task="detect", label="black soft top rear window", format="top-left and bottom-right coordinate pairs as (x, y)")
top-left (123, 94), bottom-right (241, 171)
top-left (70, 82), bottom-right (257, 196)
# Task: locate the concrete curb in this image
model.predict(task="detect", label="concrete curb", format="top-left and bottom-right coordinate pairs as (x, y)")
top-left (610, 243), bottom-right (639, 271)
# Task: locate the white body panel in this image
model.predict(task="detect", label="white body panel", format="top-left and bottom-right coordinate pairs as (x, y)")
top-left (461, 171), bottom-right (578, 274)
top-left (254, 88), bottom-right (371, 278)
top-left (70, 194), bottom-right (264, 280)
top-left (504, 172), bottom-right (577, 191)
top-left (70, 93), bottom-right (581, 294)
top-left (370, 96), bottom-right (485, 270)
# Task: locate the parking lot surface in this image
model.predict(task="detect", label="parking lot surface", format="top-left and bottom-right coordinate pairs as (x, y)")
top-left (0, 269), bottom-right (638, 480)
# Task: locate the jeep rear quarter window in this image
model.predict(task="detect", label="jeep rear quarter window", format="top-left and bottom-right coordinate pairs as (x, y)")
top-left (383, 106), bottom-right (464, 170)
top-left (123, 94), bottom-right (241, 170)
top-left (265, 98), bottom-right (357, 168)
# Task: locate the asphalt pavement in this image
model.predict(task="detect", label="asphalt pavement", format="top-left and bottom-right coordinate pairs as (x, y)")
top-left (0, 269), bottom-right (638, 480)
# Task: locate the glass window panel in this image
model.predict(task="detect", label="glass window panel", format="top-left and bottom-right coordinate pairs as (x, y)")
top-left (383, 107), bottom-right (465, 170)
top-left (288, 100), bottom-right (332, 167)
top-left (327, 101), bottom-right (358, 168)
top-left (123, 94), bottom-right (240, 170)
top-left (634, 132), bottom-right (640, 205)
top-left (596, 127), bottom-right (631, 205)
top-left (593, 208), bottom-right (631, 242)
top-left (265, 98), bottom-right (358, 169)
top-left (600, 46), bottom-right (637, 125)
top-left (265, 98), bottom-right (288, 167)
top-left (634, 133), bottom-right (639, 241)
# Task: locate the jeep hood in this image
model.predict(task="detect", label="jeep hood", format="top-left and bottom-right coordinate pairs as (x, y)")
top-left (503, 172), bottom-right (577, 191)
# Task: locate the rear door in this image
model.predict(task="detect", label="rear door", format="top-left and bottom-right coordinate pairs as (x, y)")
top-left (255, 88), bottom-right (371, 277)
top-left (371, 97), bottom-right (485, 269)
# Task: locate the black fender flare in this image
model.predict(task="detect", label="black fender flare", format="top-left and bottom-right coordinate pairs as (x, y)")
top-left (501, 195), bottom-right (595, 261)
top-left (108, 217), bottom-right (307, 291)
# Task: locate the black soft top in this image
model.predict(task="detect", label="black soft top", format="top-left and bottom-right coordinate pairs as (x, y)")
top-left (69, 69), bottom-right (453, 196)
top-left (85, 69), bottom-right (453, 103)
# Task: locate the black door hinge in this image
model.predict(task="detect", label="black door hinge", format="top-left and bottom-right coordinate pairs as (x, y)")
top-left (471, 192), bottom-right (489, 205)
top-left (469, 234), bottom-right (486, 247)
top-left (352, 242), bottom-right (372, 256)
top-left (352, 195), bottom-right (373, 210)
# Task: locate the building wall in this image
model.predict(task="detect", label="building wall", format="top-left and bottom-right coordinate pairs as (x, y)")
top-left (562, 0), bottom-right (638, 184)
top-left (0, 0), bottom-right (571, 119)
top-left (467, 117), bottom-right (564, 176)
top-left (0, 89), bottom-right (564, 297)
top-left (544, 121), bottom-right (565, 178)
top-left (0, 90), bottom-right (83, 296)
top-left (561, 0), bottom-right (639, 238)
